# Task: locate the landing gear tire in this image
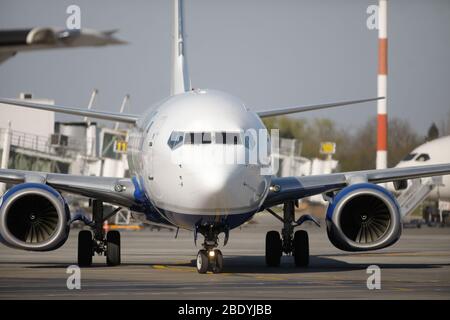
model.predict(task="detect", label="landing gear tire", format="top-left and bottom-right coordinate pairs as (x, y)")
top-left (212, 249), bottom-right (224, 274)
top-left (293, 230), bottom-right (309, 267)
top-left (196, 249), bottom-right (209, 274)
top-left (265, 231), bottom-right (282, 267)
top-left (78, 230), bottom-right (93, 267)
top-left (106, 230), bottom-right (121, 266)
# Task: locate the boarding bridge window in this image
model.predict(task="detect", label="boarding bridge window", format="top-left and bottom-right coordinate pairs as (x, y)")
top-left (167, 131), bottom-right (184, 149)
top-left (185, 132), bottom-right (212, 144)
top-left (402, 153), bottom-right (417, 161)
top-left (216, 132), bottom-right (242, 145)
top-left (416, 153), bottom-right (430, 162)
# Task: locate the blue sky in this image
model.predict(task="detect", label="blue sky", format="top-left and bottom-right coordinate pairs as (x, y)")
top-left (0, 0), bottom-right (449, 136)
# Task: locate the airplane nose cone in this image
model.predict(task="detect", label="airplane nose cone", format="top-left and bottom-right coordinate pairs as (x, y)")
top-left (193, 164), bottom-right (268, 213)
top-left (200, 166), bottom-right (235, 194)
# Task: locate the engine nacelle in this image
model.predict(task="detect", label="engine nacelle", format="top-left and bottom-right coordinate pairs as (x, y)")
top-left (326, 183), bottom-right (402, 252)
top-left (0, 183), bottom-right (70, 251)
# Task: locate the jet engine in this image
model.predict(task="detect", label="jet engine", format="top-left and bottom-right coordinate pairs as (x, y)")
top-left (0, 183), bottom-right (70, 251)
top-left (326, 183), bottom-right (402, 251)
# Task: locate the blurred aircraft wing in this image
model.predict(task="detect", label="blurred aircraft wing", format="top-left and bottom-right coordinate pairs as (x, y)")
top-left (0, 27), bottom-right (126, 64)
top-left (262, 163), bottom-right (450, 208)
top-left (255, 97), bottom-right (383, 118)
top-left (0, 169), bottom-right (139, 209)
top-left (0, 97), bottom-right (139, 124)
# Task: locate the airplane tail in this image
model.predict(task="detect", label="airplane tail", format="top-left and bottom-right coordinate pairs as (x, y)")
top-left (171, 0), bottom-right (191, 95)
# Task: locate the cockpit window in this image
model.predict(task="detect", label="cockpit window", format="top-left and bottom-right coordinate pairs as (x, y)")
top-left (416, 153), bottom-right (430, 162)
top-left (202, 132), bottom-right (212, 144)
top-left (402, 153), bottom-right (417, 161)
top-left (167, 131), bottom-right (184, 149)
top-left (216, 132), bottom-right (242, 145)
top-left (185, 133), bottom-right (198, 144)
top-left (185, 132), bottom-right (212, 144)
top-left (168, 131), bottom-right (243, 149)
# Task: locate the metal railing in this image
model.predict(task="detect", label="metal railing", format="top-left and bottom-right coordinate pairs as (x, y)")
top-left (0, 128), bottom-right (95, 157)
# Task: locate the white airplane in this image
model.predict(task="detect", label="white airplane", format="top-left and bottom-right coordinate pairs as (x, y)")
top-left (395, 135), bottom-right (450, 200)
top-left (1, 0), bottom-right (450, 274)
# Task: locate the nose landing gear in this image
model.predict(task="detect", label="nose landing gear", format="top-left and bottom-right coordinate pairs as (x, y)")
top-left (194, 223), bottom-right (227, 274)
top-left (196, 249), bottom-right (224, 274)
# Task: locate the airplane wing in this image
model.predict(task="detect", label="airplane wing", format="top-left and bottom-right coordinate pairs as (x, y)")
top-left (0, 169), bottom-right (139, 209)
top-left (0, 98), bottom-right (139, 124)
top-left (255, 97), bottom-right (383, 118)
top-left (262, 163), bottom-right (450, 208)
top-left (0, 28), bottom-right (125, 64)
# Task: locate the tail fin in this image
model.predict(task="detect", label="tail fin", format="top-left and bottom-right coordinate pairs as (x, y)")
top-left (171, 0), bottom-right (191, 95)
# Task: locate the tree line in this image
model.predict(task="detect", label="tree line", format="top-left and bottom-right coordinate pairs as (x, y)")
top-left (263, 111), bottom-right (450, 172)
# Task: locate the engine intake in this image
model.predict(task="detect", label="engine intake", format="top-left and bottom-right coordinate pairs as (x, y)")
top-left (326, 183), bottom-right (402, 251)
top-left (0, 183), bottom-right (70, 251)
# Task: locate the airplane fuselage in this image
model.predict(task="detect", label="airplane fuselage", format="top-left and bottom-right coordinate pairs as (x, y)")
top-left (127, 89), bottom-right (272, 230)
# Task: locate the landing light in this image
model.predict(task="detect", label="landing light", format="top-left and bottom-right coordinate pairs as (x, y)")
top-left (269, 185), bottom-right (281, 193)
top-left (208, 250), bottom-right (215, 257)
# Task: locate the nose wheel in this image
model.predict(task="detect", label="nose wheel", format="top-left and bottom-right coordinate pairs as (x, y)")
top-left (196, 249), bottom-right (223, 274)
top-left (194, 223), bottom-right (227, 274)
top-left (196, 250), bottom-right (209, 273)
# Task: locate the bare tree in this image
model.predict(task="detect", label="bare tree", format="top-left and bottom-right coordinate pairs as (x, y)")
top-left (438, 110), bottom-right (450, 137)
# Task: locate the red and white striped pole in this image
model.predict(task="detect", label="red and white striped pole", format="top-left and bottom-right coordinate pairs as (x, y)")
top-left (376, 0), bottom-right (388, 169)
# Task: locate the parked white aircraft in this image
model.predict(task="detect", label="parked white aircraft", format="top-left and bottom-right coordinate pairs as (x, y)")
top-left (395, 135), bottom-right (450, 201)
top-left (1, 0), bottom-right (450, 273)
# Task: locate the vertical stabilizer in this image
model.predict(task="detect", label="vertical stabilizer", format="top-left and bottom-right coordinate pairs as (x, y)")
top-left (171, 0), bottom-right (191, 95)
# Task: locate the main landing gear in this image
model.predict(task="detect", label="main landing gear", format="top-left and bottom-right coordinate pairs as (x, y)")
top-left (77, 200), bottom-right (122, 267)
top-left (194, 224), bottom-right (228, 274)
top-left (265, 201), bottom-right (319, 267)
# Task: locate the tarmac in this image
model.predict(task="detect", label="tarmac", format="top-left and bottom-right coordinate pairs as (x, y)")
top-left (1, 214), bottom-right (450, 299)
